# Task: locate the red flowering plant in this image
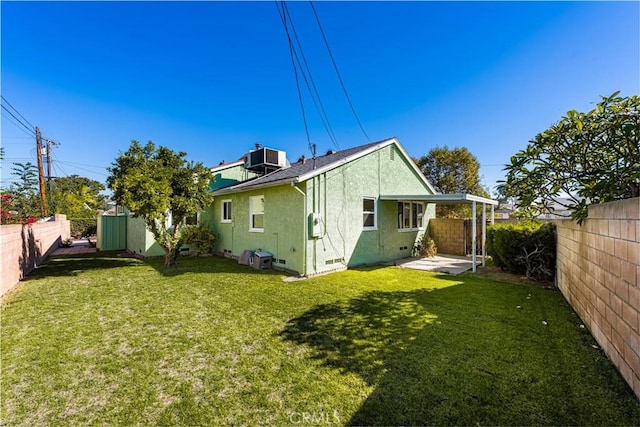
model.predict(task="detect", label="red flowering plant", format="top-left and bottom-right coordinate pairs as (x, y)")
top-left (1, 193), bottom-right (38, 225)
top-left (1, 193), bottom-right (17, 224)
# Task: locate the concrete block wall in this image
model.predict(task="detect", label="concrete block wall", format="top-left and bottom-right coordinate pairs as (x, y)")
top-left (429, 218), bottom-right (465, 256)
top-left (555, 198), bottom-right (640, 399)
top-left (1, 214), bottom-right (70, 296)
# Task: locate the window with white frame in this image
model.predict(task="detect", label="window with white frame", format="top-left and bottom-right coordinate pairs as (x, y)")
top-left (221, 200), bottom-right (232, 223)
top-left (185, 212), bottom-right (199, 226)
top-left (398, 201), bottom-right (424, 230)
top-left (362, 197), bottom-right (377, 230)
top-left (249, 195), bottom-right (264, 232)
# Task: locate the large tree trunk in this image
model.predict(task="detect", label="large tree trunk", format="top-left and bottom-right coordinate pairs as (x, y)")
top-left (163, 246), bottom-right (176, 267)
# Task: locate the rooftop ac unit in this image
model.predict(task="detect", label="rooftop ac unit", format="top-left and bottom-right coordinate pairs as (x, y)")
top-left (246, 147), bottom-right (287, 172)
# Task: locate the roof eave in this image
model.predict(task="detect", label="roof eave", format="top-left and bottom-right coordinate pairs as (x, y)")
top-left (213, 177), bottom-right (300, 195)
top-left (296, 137), bottom-right (398, 183)
top-left (379, 193), bottom-right (498, 206)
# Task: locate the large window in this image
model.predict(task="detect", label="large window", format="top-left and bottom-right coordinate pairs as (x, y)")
top-left (398, 201), bottom-right (424, 230)
top-left (363, 197), bottom-right (377, 230)
top-left (249, 196), bottom-right (264, 232)
top-left (221, 200), bottom-right (232, 223)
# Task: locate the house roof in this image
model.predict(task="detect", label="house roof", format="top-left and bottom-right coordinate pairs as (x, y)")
top-left (213, 137), bottom-right (437, 195)
top-left (210, 159), bottom-right (245, 172)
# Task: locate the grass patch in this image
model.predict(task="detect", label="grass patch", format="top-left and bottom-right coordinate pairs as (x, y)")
top-left (2, 253), bottom-right (639, 425)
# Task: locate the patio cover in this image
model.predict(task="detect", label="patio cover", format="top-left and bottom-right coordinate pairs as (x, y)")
top-left (379, 194), bottom-right (498, 272)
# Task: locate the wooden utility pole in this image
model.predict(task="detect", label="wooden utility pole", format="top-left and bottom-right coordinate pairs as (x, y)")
top-left (35, 126), bottom-right (48, 217)
top-left (46, 139), bottom-right (52, 183)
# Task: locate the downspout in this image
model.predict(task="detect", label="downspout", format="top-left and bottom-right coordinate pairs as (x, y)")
top-left (291, 181), bottom-right (307, 276)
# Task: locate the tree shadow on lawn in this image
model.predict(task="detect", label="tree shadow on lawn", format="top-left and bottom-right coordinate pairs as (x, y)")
top-left (26, 251), bottom-right (142, 280)
top-left (30, 252), bottom-right (284, 281)
top-left (279, 276), bottom-right (640, 426)
top-left (143, 253), bottom-right (288, 279)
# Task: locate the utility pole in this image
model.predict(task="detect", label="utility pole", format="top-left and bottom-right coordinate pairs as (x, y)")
top-left (46, 139), bottom-right (52, 183)
top-left (35, 126), bottom-right (48, 217)
top-left (44, 138), bottom-right (59, 183)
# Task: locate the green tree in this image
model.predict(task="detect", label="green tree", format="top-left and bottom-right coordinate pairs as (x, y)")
top-left (415, 146), bottom-right (487, 217)
top-left (501, 92), bottom-right (639, 224)
top-left (107, 140), bottom-right (214, 266)
top-left (48, 175), bottom-right (106, 217)
top-left (8, 162), bottom-right (40, 218)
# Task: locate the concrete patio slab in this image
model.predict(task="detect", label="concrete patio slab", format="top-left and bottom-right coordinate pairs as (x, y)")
top-left (390, 254), bottom-right (475, 275)
top-left (51, 240), bottom-right (97, 256)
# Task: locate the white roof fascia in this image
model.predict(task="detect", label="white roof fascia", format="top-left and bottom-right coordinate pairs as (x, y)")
top-left (294, 137), bottom-right (436, 195)
top-left (213, 178), bottom-right (298, 195)
top-left (295, 137), bottom-right (397, 183)
top-left (210, 160), bottom-right (245, 173)
top-left (212, 137), bottom-right (435, 196)
top-left (380, 193), bottom-right (498, 206)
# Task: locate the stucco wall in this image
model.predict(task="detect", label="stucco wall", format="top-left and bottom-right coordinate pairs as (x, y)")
top-left (555, 198), bottom-right (640, 399)
top-left (126, 215), bottom-right (165, 257)
top-left (208, 143), bottom-right (436, 276)
top-left (304, 143), bottom-right (435, 275)
top-left (207, 185), bottom-right (306, 274)
top-left (1, 214), bottom-right (71, 296)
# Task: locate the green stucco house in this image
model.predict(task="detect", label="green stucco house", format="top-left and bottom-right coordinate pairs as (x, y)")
top-left (202, 137), bottom-right (439, 277)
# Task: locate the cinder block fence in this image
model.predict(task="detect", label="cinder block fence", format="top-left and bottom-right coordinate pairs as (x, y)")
top-left (1, 214), bottom-right (71, 296)
top-left (555, 198), bottom-right (640, 399)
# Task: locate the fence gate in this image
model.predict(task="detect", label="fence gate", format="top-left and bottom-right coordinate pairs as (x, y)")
top-left (463, 219), bottom-right (488, 255)
top-left (97, 215), bottom-right (127, 251)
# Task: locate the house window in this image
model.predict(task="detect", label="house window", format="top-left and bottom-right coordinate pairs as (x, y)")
top-left (185, 213), bottom-right (199, 226)
top-left (398, 201), bottom-right (424, 230)
top-left (222, 200), bottom-right (232, 223)
top-left (249, 195), bottom-right (264, 232)
top-left (363, 197), bottom-right (377, 230)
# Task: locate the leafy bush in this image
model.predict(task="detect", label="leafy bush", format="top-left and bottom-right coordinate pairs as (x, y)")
top-left (413, 232), bottom-right (437, 258)
top-left (181, 223), bottom-right (218, 254)
top-left (70, 218), bottom-right (96, 238)
top-left (487, 221), bottom-right (556, 281)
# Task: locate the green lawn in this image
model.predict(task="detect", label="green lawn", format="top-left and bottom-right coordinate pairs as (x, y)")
top-left (2, 253), bottom-right (639, 425)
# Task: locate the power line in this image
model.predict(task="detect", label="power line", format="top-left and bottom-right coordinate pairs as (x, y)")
top-left (1, 109), bottom-right (35, 137)
top-left (309, 1), bottom-right (371, 142)
top-left (1, 95), bottom-right (35, 129)
top-left (276, 1), bottom-right (312, 151)
top-left (53, 154), bottom-right (110, 177)
top-left (0, 95), bottom-right (35, 135)
top-left (281, 1), bottom-right (339, 150)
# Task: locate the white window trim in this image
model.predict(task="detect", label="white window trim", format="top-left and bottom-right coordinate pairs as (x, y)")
top-left (249, 195), bottom-right (264, 232)
top-left (397, 201), bottom-right (425, 232)
top-left (363, 196), bottom-right (377, 231)
top-left (221, 199), bottom-right (232, 223)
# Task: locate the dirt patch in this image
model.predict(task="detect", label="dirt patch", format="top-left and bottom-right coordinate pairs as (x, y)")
top-left (469, 265), bottom-right (555, 288)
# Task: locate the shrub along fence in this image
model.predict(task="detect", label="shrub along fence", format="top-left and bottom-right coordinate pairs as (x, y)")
top-left (486, 221), bottom-right (556, 281)
top-left (554, 198), bottom-right (639, 399)
top-left (1, 214), bottom-right (71, 296)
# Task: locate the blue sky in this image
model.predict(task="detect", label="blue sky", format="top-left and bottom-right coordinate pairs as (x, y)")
top-left (2, 1), bottom-right (639, 194)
